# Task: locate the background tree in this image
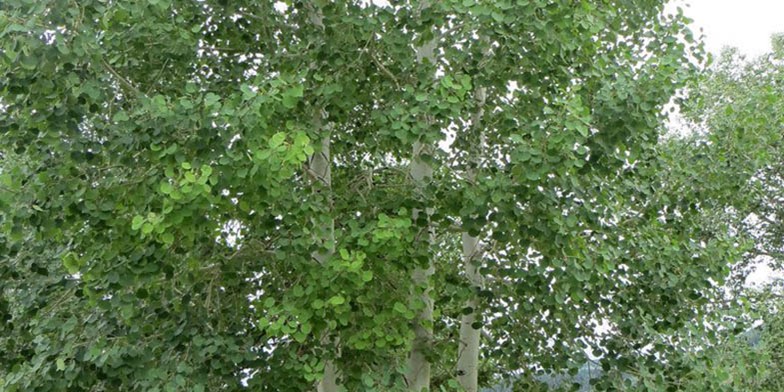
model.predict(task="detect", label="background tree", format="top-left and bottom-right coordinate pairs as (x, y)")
top-left (520, 33), bottom-right (784, 392)
top-left (631, 33), bottom-right (784, 392)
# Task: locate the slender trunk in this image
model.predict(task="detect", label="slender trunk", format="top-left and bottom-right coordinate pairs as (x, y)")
top-left (309, 135), bottom-right (334, 265)
top-left (456, 87), bottom-right (486, 392)
top-left (407, 142), bottom-right (435, 392)
top-left (304, 5), bottom-right (340, 391)
top-left (456, 233), bottom-right (481, 392)
top-left (406, 31), bottom-right (438, 390)
top-left (316, 362), bottom-right (338, 392)
top-left (309, 126), bottom-right (339, 392)
top-left (407, 265), bottom-right (434, 391)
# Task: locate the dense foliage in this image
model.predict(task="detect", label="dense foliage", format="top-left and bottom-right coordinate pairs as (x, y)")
top-left (634, 35), bottom-right (784, 392)
top-left (0, 1), bottom-right (757, 391)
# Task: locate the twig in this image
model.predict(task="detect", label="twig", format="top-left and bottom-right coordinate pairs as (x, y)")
top-left (101, 58), bottom-right (143, 97)
top-left (145, 57), bottom-right (170, 95)
top-left (0, 185), bottom-right (19, 194)
top-left (371, 53), bottom-right (401, 89)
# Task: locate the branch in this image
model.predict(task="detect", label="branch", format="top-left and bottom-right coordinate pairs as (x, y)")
top-left (100, 58), bottom-right (143, 97)
top-left (371, 53), bottom-right (401, 89)
top-left (145, 58), bottom-right (170, 95)
top-left (0, 184), bottom-right (19, 194)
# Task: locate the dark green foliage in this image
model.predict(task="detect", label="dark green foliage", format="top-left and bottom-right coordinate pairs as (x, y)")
top-left (0, 1), bottom-right (743, 391)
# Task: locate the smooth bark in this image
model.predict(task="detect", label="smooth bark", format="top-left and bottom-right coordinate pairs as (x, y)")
top-left (309, 123), bottom-right (339, 392)
top-left (406, 141), bottom-right (435, 391)
top-left (305, 4), bottom-right (340, 390)
top-left (456, 233), bottom-right (481, 392)
top-left (406, 30), bottom-right (438, 390)
top-left (456, 87), bottom-right (486, 392)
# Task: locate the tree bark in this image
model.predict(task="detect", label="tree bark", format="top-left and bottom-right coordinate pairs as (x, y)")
top-left (309, 125), bottom-right (339, 392)
top-left (304, 4), bottom-right (340, 391)
top-left (456, 233), bottom-right (481, 392)
top-left (406, 30), bottom-right (438, 390)
top-left (407, 142), bottom-right (435, 392)
top-left (456, 87), bottom-right (486, 392)
top-left (316, 362), bottom-right (339, 392)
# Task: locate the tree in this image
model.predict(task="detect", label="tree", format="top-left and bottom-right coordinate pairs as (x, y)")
top-left (681, 36), bottom-right (784, 281)
top-left (522, 33), bottom-right (784, 392)
top-left (628, 34), bottom-right (784, 392)
top-left (0, 1), bottom-right (736, 391)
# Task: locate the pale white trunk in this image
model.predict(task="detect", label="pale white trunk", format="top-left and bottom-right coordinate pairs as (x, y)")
top-left (406, 29), bottom-right (438, 389)
top-left (316, 362), bottom-right (338, 392)
top-left (407, 266), bottom-right (434, 391)
top-left (304, 4), bottom-right (339, 390)
top-left (310, 129), bottom-right (339, 392)
top-left (456, 233), bottom-right (481, 392)
top-left (309, 135), bottom-right (334, 265)
top-left (407, 141), bottom-right (435, 392)
top-left (456, 87), bottom-right (486, 392)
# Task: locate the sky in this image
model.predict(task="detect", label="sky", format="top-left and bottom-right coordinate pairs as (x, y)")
top-left (681, 0), bottom-right (784, 57)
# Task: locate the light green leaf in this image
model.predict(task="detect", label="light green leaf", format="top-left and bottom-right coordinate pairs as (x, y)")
top-left (160, 182), bottom-right (173, 195)
top-left (269, 132), bottom-right (287, 148)
top-left (131, 215), bottom-right (145, 230)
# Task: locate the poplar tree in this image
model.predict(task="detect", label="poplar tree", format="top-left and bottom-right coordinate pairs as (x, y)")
top-left (0, 1), bottom-right (737, 391)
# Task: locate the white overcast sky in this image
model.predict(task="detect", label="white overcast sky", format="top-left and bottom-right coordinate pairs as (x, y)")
top-left (680, 0), bottom-right (784, 57)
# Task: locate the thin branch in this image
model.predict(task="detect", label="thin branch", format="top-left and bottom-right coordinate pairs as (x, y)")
top-left (0, 184), bottom-right (20, 194)
top-left (101, 58), bottom-right (143, 97)
top-left (146, 57), bottom-right (170, 95)
top-left (371, 53), bottom-right (401, 89)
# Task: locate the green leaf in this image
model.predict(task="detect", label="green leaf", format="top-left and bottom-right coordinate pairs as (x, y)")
top-left (287, 85), bottom-right (304, 97)
top-left (362, 373), bottom-right (374, 387)
top-left (62, 253), bottom-right (81, 274)
top-left (20, 55), bottom-right (38, 70)
top-left (282, 85), bottom-right (303, 108)
top-left (258, 317), bottom-right (270, 328)
top-left (204, 92), bottom-right (221, 107)
top-left (339, 248), bottom-right (350, 260)
top-left (131, 215), bottom-right (145, 230)
top-left (269, 132), bottom-right (287, 148)
top-left (113, 111), bottom-right (130, 122)
top-left (282, 95), bottom-right (298, 109)
top-left (160, 182), bottom-right (173, 195)
top-left (161, 232), bottom-right (174, 244)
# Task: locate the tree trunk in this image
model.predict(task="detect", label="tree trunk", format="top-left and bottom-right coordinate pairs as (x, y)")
top-left (406, 141), bottom-right (435, 391)
top-left (456, 233), bottom-right (481, 392)
top-left (304, 4), bottom-right (340, 391)
top-left (309, 128), bottom-right (339, 392)
top-left (456, 87), bottom-right (486, 392)
top-left (316, 362), bottom-right (339, 392)
top-left (406, 31), bottom-right (438, 390)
